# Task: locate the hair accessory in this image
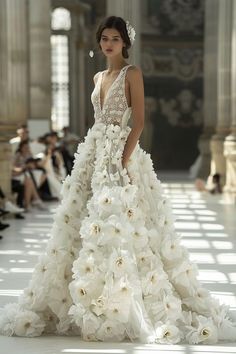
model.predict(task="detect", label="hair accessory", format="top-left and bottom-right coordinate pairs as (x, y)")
top-left (126, 21), bottom-right (136, 45)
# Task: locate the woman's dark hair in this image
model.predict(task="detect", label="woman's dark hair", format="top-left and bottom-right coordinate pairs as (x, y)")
top-left (96, 16), bottom-right (131, 58)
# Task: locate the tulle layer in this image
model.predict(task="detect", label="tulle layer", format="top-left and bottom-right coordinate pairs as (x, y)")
top-left (1, 122), bottom-right (236, 344)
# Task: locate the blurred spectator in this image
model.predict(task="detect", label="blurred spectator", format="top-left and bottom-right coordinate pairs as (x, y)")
top-left (60, 126), bottom-right (81, 173)
top-left (25, 157), bottom-right (57, 201)
top-left (9, 124), bottom-right (29, 154)
top-left (38, 142), bottom-right (64, 199)
top-left (12, 141), bottom-right (47, 211)
top-left (195, 173), bottom-right (222, 194)
top-left (0, 186), bottom-right (24, 214)
top-left (9, 124), bottom-right (45, 156)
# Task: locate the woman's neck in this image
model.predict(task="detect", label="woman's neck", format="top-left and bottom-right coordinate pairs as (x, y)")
top-left (107, 58), bottom-right (128, 73)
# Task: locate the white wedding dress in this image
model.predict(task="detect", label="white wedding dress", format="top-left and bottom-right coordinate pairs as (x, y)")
top-left (1, 64), bottom-right (236, 344)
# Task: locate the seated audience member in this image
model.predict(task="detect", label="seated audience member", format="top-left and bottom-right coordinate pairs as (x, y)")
top-left (9, 124), bottom-right (45, 156)
top-left (60, 126), bottom-right (81, 174)
top-left (0, 186), bottom-right (24, 215)
top-left (9, 124), bottom-right (29, 154)
top-left (25, 158), bottom-right (57, 201)
top-left (12, 141), bottom-right (47, 211)
top-left (37, 142), bottom-right (64, 199)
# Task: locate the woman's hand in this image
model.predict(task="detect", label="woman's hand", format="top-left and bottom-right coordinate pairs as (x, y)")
top-left (122, 157), bottom-right (129, 169)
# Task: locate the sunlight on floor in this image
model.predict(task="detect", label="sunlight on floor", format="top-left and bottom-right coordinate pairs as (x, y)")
top-left (62, 350), bottom-right (126, 353)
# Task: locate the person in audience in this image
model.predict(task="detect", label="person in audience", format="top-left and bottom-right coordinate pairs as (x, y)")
top-left (12, 141), bottom-right (47, 211)
top-left (25, 158), bottom-right (58, 201)
top-left (60, 126), bottom-right (81, 174)
top-left (9, 123), bottom-right (45, 156)
top-left (9, 124), bottom-right (29, 154)
top-left (0, 186), bottom-right (24, 215)
top-left (195, 173), bottom-right (223, 194)
top-left (37, 143), bottom-right (63, 199)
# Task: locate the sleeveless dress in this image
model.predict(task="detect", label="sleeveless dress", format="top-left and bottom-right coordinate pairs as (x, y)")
top-left (0, 64), bottom-right (236, 344)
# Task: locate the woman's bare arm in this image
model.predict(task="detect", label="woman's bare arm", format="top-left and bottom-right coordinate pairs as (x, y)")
top-left (122, 66), bottom-right (144, 168)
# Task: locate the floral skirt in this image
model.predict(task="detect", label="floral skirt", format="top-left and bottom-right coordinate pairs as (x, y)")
top-left (0, 122), bottom-right (236, 344)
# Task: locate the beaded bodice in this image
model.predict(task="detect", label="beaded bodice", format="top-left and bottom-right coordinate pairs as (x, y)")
top-left (91, 64), bottom-right (132, 127)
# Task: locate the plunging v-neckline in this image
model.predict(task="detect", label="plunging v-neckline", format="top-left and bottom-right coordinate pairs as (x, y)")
top-left (99, 65), bottom-right (129, 112)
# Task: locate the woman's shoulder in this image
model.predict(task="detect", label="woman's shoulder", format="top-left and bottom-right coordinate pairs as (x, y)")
top-left (93, 71), bottom-right (102, 85)
top-left (126, 65), bottom-right (143, 82)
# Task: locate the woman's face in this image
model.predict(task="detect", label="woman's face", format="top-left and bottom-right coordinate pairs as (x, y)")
top-left (100, 28), bottom-right (124, 57)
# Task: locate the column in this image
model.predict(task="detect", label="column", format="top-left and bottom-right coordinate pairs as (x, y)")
top-left (0, 0), bottom-right (28, 193)
top-left (197, 0), bottom-right (218, 179)
top-left (28, 0), bottom-right (51, 138)
top-left (106, 0), bottom-right (141, 65)
top-left (70, 10), bottom-right (86, 137)
top-left (224, 0), bottom-right (236, 193)
top-left (210, 0), bottom-right (231, 186)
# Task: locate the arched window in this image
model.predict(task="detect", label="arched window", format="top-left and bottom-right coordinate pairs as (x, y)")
top-left (51, 7), bottom-right (71, 31)
top-left (51, 7), bottom-right (71, 131)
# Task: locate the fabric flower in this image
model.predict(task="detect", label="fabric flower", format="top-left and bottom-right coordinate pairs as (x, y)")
top-left (148, 228), bottom-right (162, 252)
top-left (155, 321), bottom-right (182, 344)
top-left (40, 307), bottom-right (58, 334)
top-left (131, 226), bottom-right (148, 249)
top-left (14, 310), bottom-right (45, 337)
top-left (109, 248), bottom-right (135, 278)
top-left (48, 286), bottom-right (72, 319)
top-left (106, 124), bottom-right (121, 139)
top-left (105, 297), bottom-right (130, 323)
top-left (93, 187), bottom-right (123, 217)
top-left (19, 284), bottom-right (47, 311)
top-left (182, 287), bottom-right (212, 314)
top-left (120, 184), bottom-right (137, 204)
top-left (111, 276), bottom-right (133, 299)
top-left (0, 303), bottom-right (21, 336)
top-left (153, 293), bottom-right (182, 322)
top-left (60, 175), bottom-right (72, 197)
top-left (96, 319), bottom-right (126, 341)
top-left (31, 254), bottom-right (56, 287)
top-left (137, 249), bottom-right (159, 274)
top-left (68, 303), bottom-right (86, 327)
top-left (170, 260), bottom-right (199, 295)
top-left (56, 316), bottom-right (72, 334)
top-left (82, 311), bottom-right (103, 340)
top-left (142, 269), bottom-right (171, 296)
top-left (186, 315), bottom-right (218, 344)
top-left (72, 254), bottom-right (96, 278)
top-left (160, 233), bottom-right (184, 262)
top-left (80, 218), bottom-right (104, 242)
top-left (69, 277), bottom-right (103, 307)
top-left (98, 215), bottom-right (132, 247)
top-left (211, 304), bottom-right (236, 341)
top-left (91, 295), bottom-right (108, 316)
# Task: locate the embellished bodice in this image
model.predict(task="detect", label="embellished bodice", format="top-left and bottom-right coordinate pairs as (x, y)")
top-left (91, 64), bottom-right (132, 127)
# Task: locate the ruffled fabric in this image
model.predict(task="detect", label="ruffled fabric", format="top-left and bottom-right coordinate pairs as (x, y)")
top-left (0, 122), bottom-right (236, 344)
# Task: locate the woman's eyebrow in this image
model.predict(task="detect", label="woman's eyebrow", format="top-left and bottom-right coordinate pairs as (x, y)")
top-left (101, 35), bottom-right (120, 38)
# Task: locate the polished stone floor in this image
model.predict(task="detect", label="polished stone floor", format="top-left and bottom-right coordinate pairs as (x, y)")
top-left (0, 175), bottom-right (236, 354)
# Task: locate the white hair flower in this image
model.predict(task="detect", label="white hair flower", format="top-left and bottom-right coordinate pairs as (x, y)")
top-left (126, 21), bottom-right (136, 45)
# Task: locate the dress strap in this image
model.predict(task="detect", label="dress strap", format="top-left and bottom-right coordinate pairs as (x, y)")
top-left (121, 64), bottom-right (133, 75)
top-left (119, 65), bottom-right (133, 88)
